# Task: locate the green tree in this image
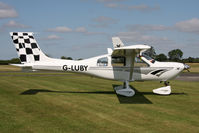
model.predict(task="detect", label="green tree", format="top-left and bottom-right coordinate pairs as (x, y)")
top-left (155, 53), bottom-right (167, 61)
top-left (61, 56), bottom-right (73, 60)
top-left (0, 58), bottom-right (20, 65)
top-left (168, 49), bottom-right (183, 61)
top-left (10, 58), bottom-right (20, 64)
top-left (143, 46), bottom-right (156, 59)
top-left (187, 57), bottom-right (194, 63)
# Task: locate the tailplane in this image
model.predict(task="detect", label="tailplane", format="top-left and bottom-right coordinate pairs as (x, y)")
top-left (10, 32), bottom-right (51, 63)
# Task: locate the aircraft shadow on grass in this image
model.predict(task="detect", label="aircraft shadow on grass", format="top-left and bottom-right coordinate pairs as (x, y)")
top-left (20, 85), bottom-right (187, 104)
top-left (112, 85), bottom-right (152, 104)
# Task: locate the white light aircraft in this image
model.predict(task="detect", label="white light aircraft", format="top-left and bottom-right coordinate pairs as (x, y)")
top-left (10, 32), bottom-right (190, 97)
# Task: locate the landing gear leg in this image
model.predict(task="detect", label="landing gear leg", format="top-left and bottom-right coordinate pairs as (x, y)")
top-left (114, 81), bottom-right (135, 97)
top-left (164, 81), bottom-right (170, 86)
top-left (153, 81), bottom-right (171, 95)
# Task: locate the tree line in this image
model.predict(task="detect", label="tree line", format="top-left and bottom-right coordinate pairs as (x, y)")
top-left (144, 47), bottom-right (199, 63)
top-left (0, 48), bottom-right (198, 65)
top-left (0, 56), bottom-right (82, 65)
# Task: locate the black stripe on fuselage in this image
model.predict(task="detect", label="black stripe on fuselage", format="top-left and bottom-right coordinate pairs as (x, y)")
top-left (151, 69), bottom-right (166, 75)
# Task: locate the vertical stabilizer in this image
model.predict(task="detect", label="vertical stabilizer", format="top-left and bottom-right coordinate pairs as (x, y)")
top-left (10, 32), bottom-right (51, 63)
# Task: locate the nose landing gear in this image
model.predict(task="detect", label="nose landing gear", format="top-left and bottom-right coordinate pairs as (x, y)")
top-left (153, 81), bottom-right (171, 95)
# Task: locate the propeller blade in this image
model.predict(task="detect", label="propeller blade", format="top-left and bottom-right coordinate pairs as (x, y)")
top-left (184, 64), bottom-right (190, 72)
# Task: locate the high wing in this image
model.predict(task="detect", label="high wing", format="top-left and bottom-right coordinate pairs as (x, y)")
top-left (112, 45), bottom-right (151, 57)
top-left (111, 37), bottom-right (151, 81)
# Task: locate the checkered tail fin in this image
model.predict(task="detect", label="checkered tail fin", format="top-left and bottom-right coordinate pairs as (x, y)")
top-left (10, 32), bottom-right (51, 63)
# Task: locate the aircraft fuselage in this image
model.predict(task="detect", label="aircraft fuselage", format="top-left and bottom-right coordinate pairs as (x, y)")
top-left (30, 54), bottom-right (185, 82)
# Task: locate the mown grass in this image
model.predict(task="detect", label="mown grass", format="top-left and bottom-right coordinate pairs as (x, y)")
top-left (0, 71), bottom-right (198, 133)
top-left (0, 65), bottom-right (21, 71)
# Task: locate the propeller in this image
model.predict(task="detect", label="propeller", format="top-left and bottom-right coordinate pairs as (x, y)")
top-left (184, 64), bottom-right (190, 72)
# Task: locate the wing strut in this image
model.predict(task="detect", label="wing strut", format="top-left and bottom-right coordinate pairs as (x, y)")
top-left (128, 52), bottom-right (136, 81)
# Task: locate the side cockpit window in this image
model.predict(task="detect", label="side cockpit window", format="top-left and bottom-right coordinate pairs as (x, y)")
top-left (111, 56), bottom-right (126, 66)
top-left (142, 53), bottom-right (155, 63)
top-left (134, 56), bottom-right (149, 67)
top-left (97, 57), bottom-right (108, 66)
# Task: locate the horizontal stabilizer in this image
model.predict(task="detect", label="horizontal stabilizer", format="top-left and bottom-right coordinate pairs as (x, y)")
top-left (10, 63), bottom-right (32, 67)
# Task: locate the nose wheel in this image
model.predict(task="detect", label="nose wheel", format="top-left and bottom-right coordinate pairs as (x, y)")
top-left (153, 81), bottom-right (171, 95)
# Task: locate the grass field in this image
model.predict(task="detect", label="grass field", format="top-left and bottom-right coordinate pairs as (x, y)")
top-left (0, 70), bottom-right (198, 133)
top-left (0, 65), bottom-right (21, 71)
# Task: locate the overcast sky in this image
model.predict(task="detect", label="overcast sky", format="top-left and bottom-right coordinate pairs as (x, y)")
top-left (0, 0), bottom-right (199, 59)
